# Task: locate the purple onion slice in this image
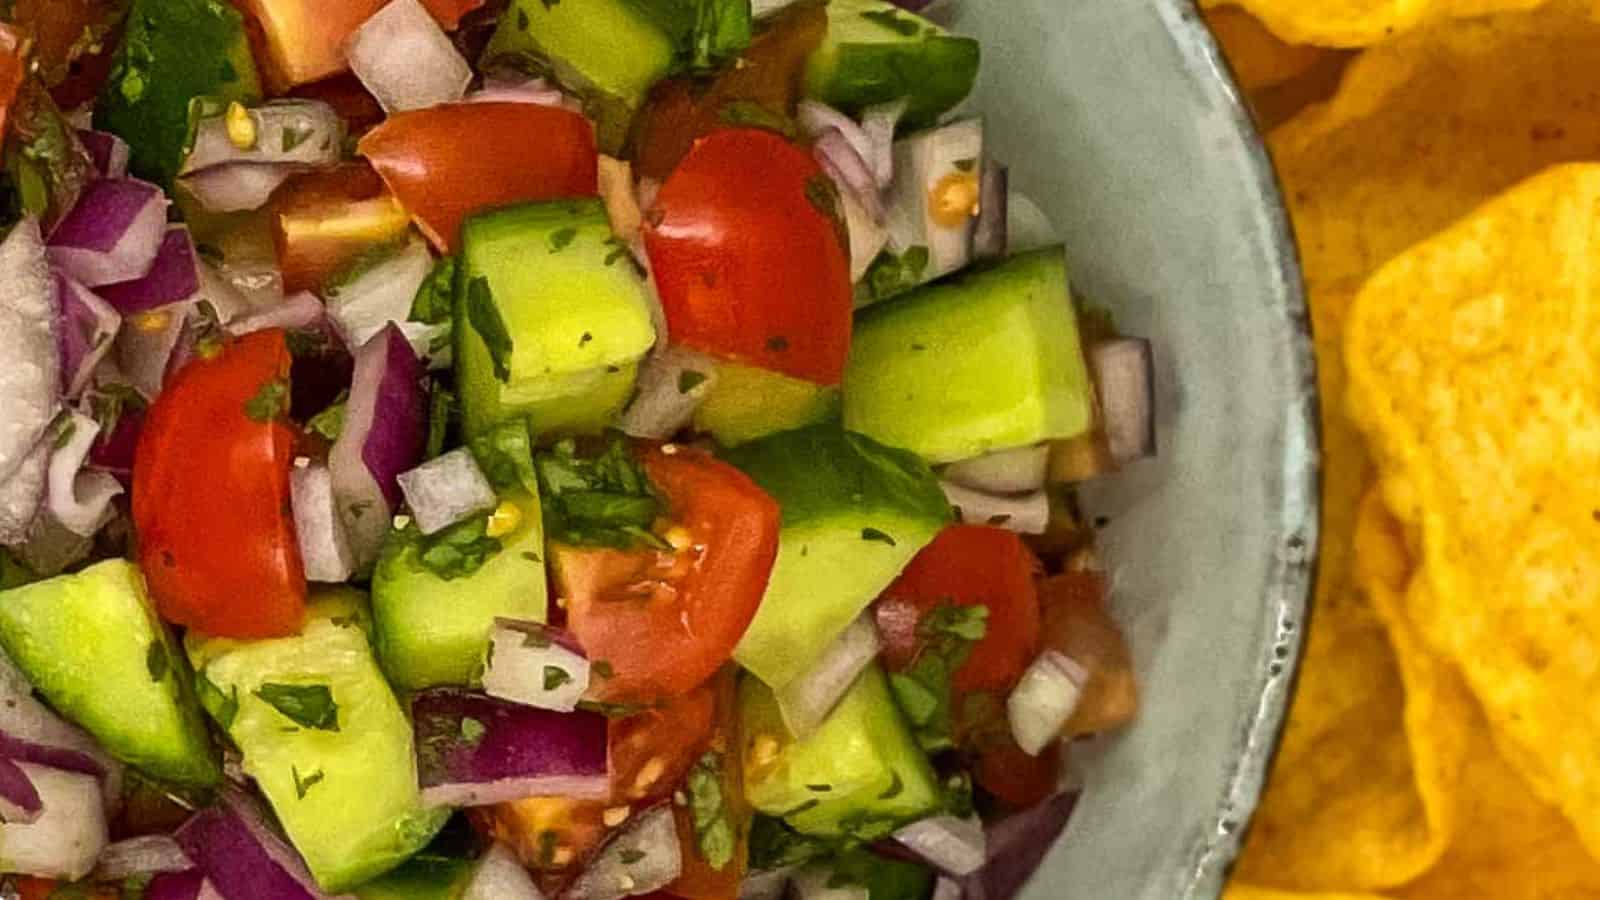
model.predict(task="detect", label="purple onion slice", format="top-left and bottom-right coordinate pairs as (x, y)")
top-left (55, 272), bottom-right (121, 399)
top-left (46, 179), bottom-right (169, 287)
top-left (98, 226), bottom-right (202, 316)
top-left (175, 789), bottom-right (338, 900)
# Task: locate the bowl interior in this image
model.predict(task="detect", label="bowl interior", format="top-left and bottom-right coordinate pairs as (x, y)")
top-left (944, 1), bottom-right (1318, 897)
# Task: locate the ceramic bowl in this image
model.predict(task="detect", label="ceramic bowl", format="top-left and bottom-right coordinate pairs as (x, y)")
top-left (943, 1), bottom-right (1319, 896)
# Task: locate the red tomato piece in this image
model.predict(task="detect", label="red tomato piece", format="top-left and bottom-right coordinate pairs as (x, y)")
top-left (358, 102), bottom-right (599, 252)
top-left (553, 446), bottom-right (779, 706)
top-left (271, 162), bottom-right (412, 294)
top-left (418, 0), bottom-right (487, 29)
top-left (666, 670), bottom-right (750, 900)
top-left (643, 129), bottom-right (854, 386)
top-left (132, 329), bottom-right (307, 639)
top-left (878, 525), bottom-right (1044, 696)
top-left (975, 738), bottom-right (1062, 810)
top-left (9, 0), bottom-right (121, 109)
top-left (0, 24), bottom-right (27, 140)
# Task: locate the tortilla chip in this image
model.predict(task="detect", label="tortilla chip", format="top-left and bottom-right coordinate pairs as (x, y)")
top-left (1270, 0), bottom-right (1600, 304)
top-left (1200, 0), bottom-right (1551, 47)
top-left (1204, 8), bottom-right (1331, 91)
top-left (1226, 888), bottom-right (1390, 900)
top-left (1345, 162), bottom-right (1600, 861)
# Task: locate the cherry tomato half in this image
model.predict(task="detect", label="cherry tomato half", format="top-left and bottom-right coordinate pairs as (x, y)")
top-left (359, 102), bottom-right (599, 252)
top-left (643, 128), bottom-right (854, 386)
top-left (553, 446), bottom-right (779, 706)
top-left (133, 329), bottom-right (306, 638)
top-left (666, 670), bottom-right (750, 900)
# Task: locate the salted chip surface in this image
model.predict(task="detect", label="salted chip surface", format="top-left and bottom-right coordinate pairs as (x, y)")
top-left (1201, 0), bottom-right (1550, 47)
top-left (1346, 162), bottom-right (1600, 860)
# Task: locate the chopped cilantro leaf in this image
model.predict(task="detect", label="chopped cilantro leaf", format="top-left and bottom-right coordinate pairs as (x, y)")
top-left (196, 675), bottom-right (239, 730)
top-left (861, 527), bottom-right (897, 546)
top-left (409, 255), bottom-right (457, 326)
top-left (466, 276), bottom-right (514, 383)
top-left (547, 227), bottom-right (578, 253)
top-left (543, 666), bottom-right (573, 691)
top-left (688, 751), bottom-right (736, 869)
top-left (534, 434), bottom-right (665, 550)
top-left (460, 716), bottom-right (486, 745)
top-left (255, 683), bottom-right (340, 731)
top-left (678, 370), bottom-right (708, 394)
top-left (243, 378), bottom-right (290, 423)
top-left (306, 393), bottom-right (348, 442)
top-left (292, 764), bottom-right (325, 799)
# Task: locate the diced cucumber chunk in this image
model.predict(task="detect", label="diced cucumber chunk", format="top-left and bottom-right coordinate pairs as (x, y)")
top-left (804, 0), bottom-right (979, 128)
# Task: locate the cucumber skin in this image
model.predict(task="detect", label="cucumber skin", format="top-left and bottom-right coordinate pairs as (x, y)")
top-left (804, 0), bottom-right (980, 128)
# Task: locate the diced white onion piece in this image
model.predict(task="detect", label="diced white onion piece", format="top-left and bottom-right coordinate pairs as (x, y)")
top-left (893, 815), bottom-right (987, 877)
top-left (751, 0), bottom-right (801, 17)
top-left (740, 867), bottom-right (795, 900)
top-left (0, 764), bottom-right (107, 881)
top-left (1007, 650), bottom-right (1089, 756)
top-left (942, 444), bottom-right (1049, 495)
top-left (566, 806), bottom-right (681, 900)
top-left (0, 218), bottom-right (61, 494)
top-left (841, 188), bottom-right (889, 284)
top-left (859, 99), bottom-right (908, 189)
top-left (1089, 338), bottom-right (1157, 466)
top-left (798, 102), bottom-right (876, 180)
top-left (791, 865), bottom-right (868, 900)
top-left (939, 481), bottom-right (1048, 535)
top-left (463, 843), bottom-right (545, 900)
top-left (348, 0), bottom-right (473, 114)
top-left (181, 101), bottom-right (344, 175)
top-left (0, 443), bottom-right (49, 551)
top-left (777, 615), bottom-right (881, 738)
top-left (617, 347), bottom-right (718, 440)
top-left (884, 119), bottom-right (984, 283)
top-left (396, 448), bottom-right (498, 536)
top-left (56, 274), bottom-right (122, 400)
top-left (814, 128), bottom-right (883, 223)
top-left (483, 620), bottom-right (590, 714)
top-left (932, 877), bottom-right (962, 900)
top-left (115, 300), bottom-right (193, 400)
top-left (290, 461), bottom-right (358, 583)
top-left (325, 237), bottom-right (435, 350)
top-left (179, 164), bottom-right (296, 214)
top-left (93, 834), bottom-right (193, 881)
top-left (228, 291), bottom-right (325, 337)
top-left (46, 411), bottom-right (123, 537)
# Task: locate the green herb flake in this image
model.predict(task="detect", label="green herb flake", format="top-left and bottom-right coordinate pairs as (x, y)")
top-left (619, 848), bottom-right (646, 866)
top-left (687, 751), bottom-right (736, 869)
top-left (243, 378), bottom-right (290, 423)
top-left (466, 276), bottom-right (514, 383)
top-left (469, 419), bottom-right (539, 493)
top-left (52, 417), bottom-right (76, 450)
top-left (860, 527), bottom-right (897, 546)
top-left (547, 227), bottom-right (578, 254)
top-left (862, 246), bottom-right (931, 303)
top-left (196, 675), bottom-right (240, 731)
top-left (145, 640), bottom-right (169, 683)
top-left (292, 764), bottom-right (325, 799)
top-left (461, 716), bottom-right (487, 745)
top-left (409, 255), bottom-right (457, 325)
top-left (537, 829), bottom-right (560, 867)
top-left (805, 783), bottom-right (832, 793)
top-left (953, 157), bottom-right (978, 173)
top-left (522, 551), bottom-right (542, 563)
top-left (415, 515), bottom-right (504, 581)
top-left (878, 772), bottom-right (904, 800)
top-left (593, 660), bottom-right (615, 679)
top-left (803, 174), bottom-right (840, 224)
top-left (306, 393), bottom-right (348, 442)
top-left (534, 435), bottom-right (666, 550)
top-left (677, 370), bottom-right (708, 395)
top-left (281, 123), bottom-right (313, 153)
top-left (543, 666), bottom-right (573, 691)
top-left (719, 101), bottom-right (795, 137)
top-left (255, 683), bottom-right (340, 731)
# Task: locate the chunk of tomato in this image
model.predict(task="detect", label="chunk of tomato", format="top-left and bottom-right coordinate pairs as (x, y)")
top-left (0, 24), bottom-right (28, 140)
top-left (271, 162), bottom-right (411, 294)
top-left (553, 446), bottom-right (779, 706)
top-left (233, 0), bottom-right (385, 90)
top-left (643, 129), bottom-right (853, 386)
top-left (358, 102), bottom-right (599, 252)
top-left (132, 329), bottom-right (306, 638)
top-left (666, 670), bottom-right (750, 900)
top-left (877, 525), bottom-right (1044, 696)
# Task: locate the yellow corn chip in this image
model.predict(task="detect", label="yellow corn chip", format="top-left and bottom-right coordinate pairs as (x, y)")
top-left (1346, 161), bottom-right (1600, 860)
top-left (1200, 0), bottom-right (1551, 47)
top-left (1204, 7), bottom-right (1332, 90)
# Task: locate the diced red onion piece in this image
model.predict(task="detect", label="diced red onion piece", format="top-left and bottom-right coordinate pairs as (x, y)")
top-left (145, 870), bottom-right (214, 900)
top-left (740, 866), bottom-right (794, 900)
top-left (115, 300), bottom-right (194, 399)
top-left (46, 410), bottom-right (123, 537)
top-left (411, 688), bottom-right (609, 808)
top-left (175, 789), bottom-right (333, 900)
top-left (206, 258), bottom-right (287, 320)
top-left (777, 615), bottom-right (881, 738)
top-left (93, 834), bottom-right (193, 881)
top-left (931, 876), bottom-right (961, 900)
top-left (397, 448), bottom-right (497, 536)
top-left (617, 347), bottom-right (717, 440)
top-left (0, 218), bottom-right (63, 528)
top-left (972, 162), bottom-right (1008, 261)
top-left (0, 764), bottom-right (107, 880)
top-left (182, 101), bottom-right (345, 175)
top-left (942, 444), bottom-right (1049, 495)
top-left (564, 805), bottom-right (681, 900)
top-left (790, 865), bottom-right (867, 900)
top-left (814, 128), bottom-right (884, 224)
top-left (330, 324), bottom-right (426, 569)
top-left (324, 238), bottom-right (434, 351)
top-left (468, 77), bottom-right (581, 112)
top-left (1006, 650), bottom-right (1088, 757)
top-left (463, 843), bottom-right (546, 900)
top-left (939, 481), bottom-right (1048, 535)
top-left (893, 816), bottom-right (986, 877)
top-left (482, 620), bottom-right (589, 713)
top-left (1088, 338), bottom-right (1156, 466)
top-left (0, 755), bottom-right (43, 824)
top-left (0, 652), bottom-right (121, 806)
top-left (55, 273), bottom-right (121, 399)
top-left (961, 792), bottom-right (1077, 900)
top-left (348, 0), bottom-right (473, 113)
top-left (290, 461), bottom-right (358, 583)
top-left (98, 227), bottom-right (202, 316)
top-left (230, 291), bottom-right (326, 336)
top-left (858, 99), bottom-right (907, 189)
top-left (47, 179), bottom-right (169, 287)
top-left (798, 101), bottom-right (876, 176)
top-left (77, 130), bottom-right (130, 179)
top-left (180, 164), bottom-right (296, 213)
top-left (841, 189), bottom-right (890, 284)
top-left (0, 731), bottom-right (107, 780)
